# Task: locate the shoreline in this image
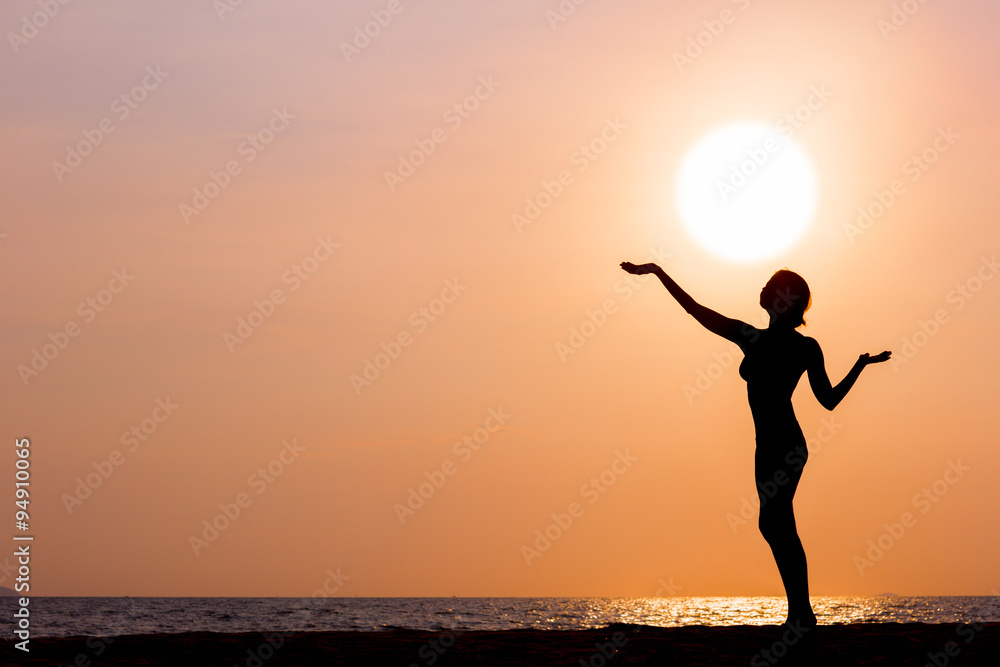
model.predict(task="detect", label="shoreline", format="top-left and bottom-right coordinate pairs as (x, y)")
top-left (4, 622), bottom-right (999, 666)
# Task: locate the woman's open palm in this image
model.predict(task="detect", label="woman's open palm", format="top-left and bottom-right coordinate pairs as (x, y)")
top-left (620, 262), bottom-right (659, 275)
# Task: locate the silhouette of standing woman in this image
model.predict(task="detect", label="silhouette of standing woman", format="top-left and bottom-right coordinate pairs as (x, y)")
top-left (620, 261), bottom-right (890, 628)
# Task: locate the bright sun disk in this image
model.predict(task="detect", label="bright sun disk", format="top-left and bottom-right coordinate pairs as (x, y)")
top-left (675, 122), bottom-right (818, 263)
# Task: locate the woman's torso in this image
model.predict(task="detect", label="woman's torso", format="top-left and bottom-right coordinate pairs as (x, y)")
top-left (738, 327), bottom-right (809, 445)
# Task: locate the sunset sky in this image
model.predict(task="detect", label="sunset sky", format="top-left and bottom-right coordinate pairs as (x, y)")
top-left (3, 0), bottom-right (999, 598)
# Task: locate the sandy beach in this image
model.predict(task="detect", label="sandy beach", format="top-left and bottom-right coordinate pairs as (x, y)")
top-left (5, 622), bottom-right (998, 666)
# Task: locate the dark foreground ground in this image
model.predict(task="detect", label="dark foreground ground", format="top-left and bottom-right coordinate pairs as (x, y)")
top-left (3, 622), bottom-right (998, 666)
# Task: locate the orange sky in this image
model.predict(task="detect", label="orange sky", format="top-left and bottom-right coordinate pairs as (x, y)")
top-left (3, 0), bottom-right (999, 597)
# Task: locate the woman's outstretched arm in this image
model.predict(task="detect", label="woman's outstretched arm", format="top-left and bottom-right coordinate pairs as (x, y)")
top-left (805, 338), bottom-right (891, 410)
top-left (620, 262), bottom-right (749, 345)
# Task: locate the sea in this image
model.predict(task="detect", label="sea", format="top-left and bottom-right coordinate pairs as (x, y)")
top-left (3, 596), bottom-right (998, 638)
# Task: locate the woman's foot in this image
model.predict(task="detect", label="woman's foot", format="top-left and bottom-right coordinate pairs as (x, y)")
top-left (784, 615), bottom-right (817, 629)
top-left (786, 606), bottom-right (817, 629)
top-left (778, 615), bottom-right (818, 663)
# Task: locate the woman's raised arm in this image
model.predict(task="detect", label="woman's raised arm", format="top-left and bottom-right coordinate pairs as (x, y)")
top-left (620, 262), bottom-right (751, 346)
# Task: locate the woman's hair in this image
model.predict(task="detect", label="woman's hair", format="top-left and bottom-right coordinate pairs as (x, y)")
top-left (764, 269), bottom-right (811, 328)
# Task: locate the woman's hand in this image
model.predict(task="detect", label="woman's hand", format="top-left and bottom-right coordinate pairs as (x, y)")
top-left (621, 261), bottom-right (661, 276)
top-left (859, 351), bottom-right (892, 365)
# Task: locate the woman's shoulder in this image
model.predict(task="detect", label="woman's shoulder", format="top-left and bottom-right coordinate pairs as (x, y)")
top-left (795, 332), bottom-right (823, 357)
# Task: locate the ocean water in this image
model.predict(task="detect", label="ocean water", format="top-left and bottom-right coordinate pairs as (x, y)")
top-left (3, 596), bottom-right (998, 638)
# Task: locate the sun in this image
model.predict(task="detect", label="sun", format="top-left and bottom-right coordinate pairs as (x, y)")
top-left (675, 122), bottom-right (818, 263)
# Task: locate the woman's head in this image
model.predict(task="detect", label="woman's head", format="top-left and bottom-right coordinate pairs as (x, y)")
top-left (760, 269), bottom-right (811, 328)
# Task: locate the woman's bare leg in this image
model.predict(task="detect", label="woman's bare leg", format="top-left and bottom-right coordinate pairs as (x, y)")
top-left (759, 503), bottom-right (816, 626)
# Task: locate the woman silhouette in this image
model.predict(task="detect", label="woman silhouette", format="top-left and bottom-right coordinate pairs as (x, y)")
top-left (620, 261), bottom-right (890, 628)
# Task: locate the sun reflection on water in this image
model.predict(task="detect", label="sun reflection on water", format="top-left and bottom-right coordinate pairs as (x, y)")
top-left (611, 597), bottom-right (789, 627)
top-left (572, 596), bottom-right (999, 628)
